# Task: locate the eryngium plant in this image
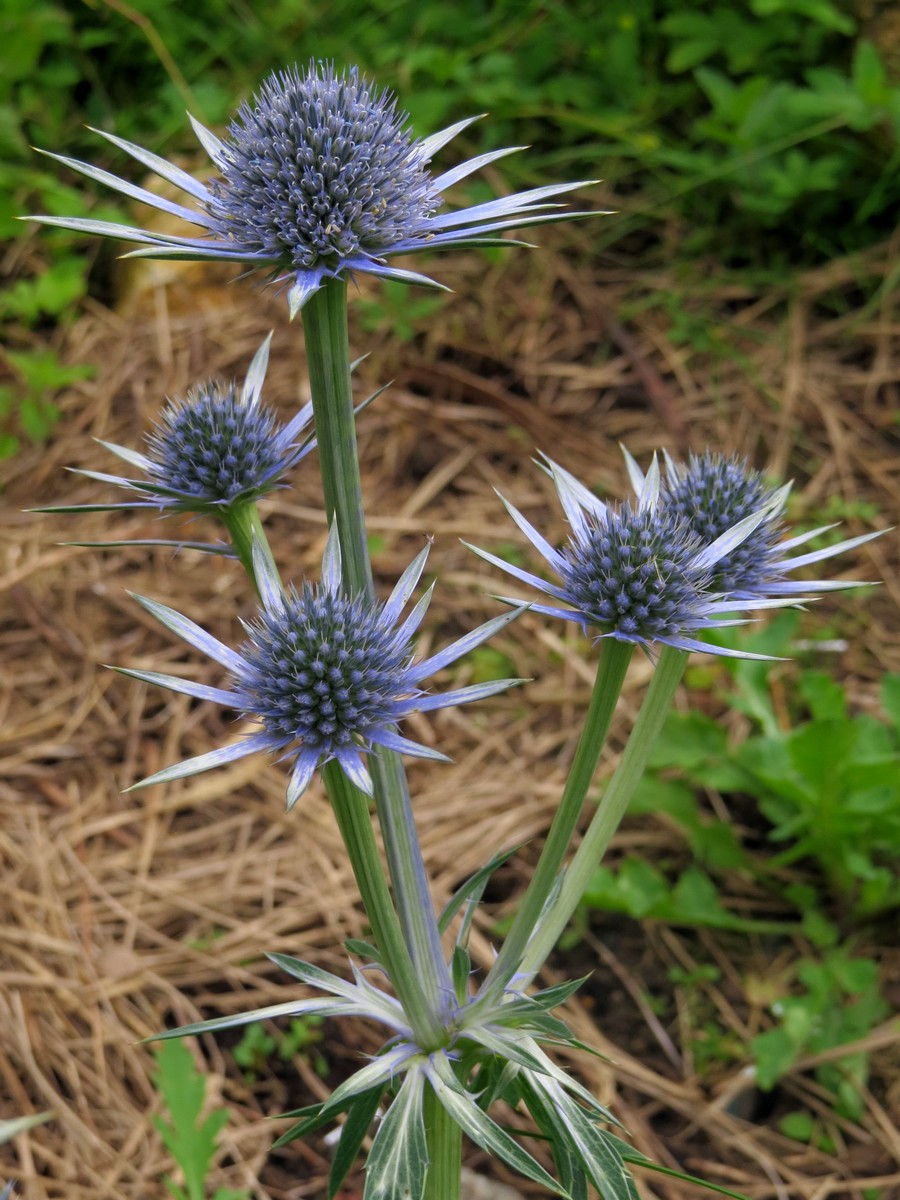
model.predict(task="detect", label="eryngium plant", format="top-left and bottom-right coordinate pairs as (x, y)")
top-left (33, 58), bottom-right (887, 1200)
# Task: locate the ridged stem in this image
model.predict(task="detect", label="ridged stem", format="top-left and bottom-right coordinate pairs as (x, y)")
top-left (518, 646), bottom-right (687, 982)
top-left (222, 501), bottom-right (278, 597)
top-left (474, 639), bottom-right (633, 1010)
top-left (323, 763), bottom-right (444, 1048)
top-left (423, 1082), bottom-right (462, 1200)
top-left (301, 278), bottom-right (451, 1010)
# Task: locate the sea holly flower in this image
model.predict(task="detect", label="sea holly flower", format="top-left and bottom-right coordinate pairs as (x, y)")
top-left (28, 61), bottom-right (598, 316)
top-left (645, 448), bottom-right (886, 599)
top-left (467, 454), bottom-right (799, 659)
top-left (54, 334), bottom-right (313, 516)
top-left (121, 525), bottom-right (525, 806)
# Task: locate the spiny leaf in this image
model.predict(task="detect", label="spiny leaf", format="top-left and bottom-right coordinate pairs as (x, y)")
top-left (328, 1087), bottom-right (384, 1199)
top-left (520, 1071), bottom-right (631, 1200)
top-left (438, 845), bottom-right (524, 934)
top-left (427, 1056), bottom-right (567, 1197)
top-left (364, 1069), bottom-right (428, 1200)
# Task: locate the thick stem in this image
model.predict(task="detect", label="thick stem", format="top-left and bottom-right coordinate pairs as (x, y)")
top-left (517, 646), bottom-right (687, 981)
top-left (302, 277), bottom-right (373, 591)
top-left (475, 639), bottom-right (633, 1009)
top-left (302, 279), bottom-right (452, 1006)
top-left (423, 1082), bottom-right (462, 1200)
top-left (221, 501), bottom-right (278, 596)
top-left (323, 762), bottom-right (444, 1049)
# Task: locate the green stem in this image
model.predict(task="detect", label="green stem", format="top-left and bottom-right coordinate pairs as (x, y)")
top-left (423, 1081), bottom-right (462, 1200)
top-left (475, 639), bottom-right (633, 1009)
top-left (302, 277), bottom-right (372, 591)
top-left (221, 500), bottom-right (443, 1045)
top-left (221, 501), bottom-right (278, 596)
top-left (518, 646), bottom-right (687, 982)
top-left (302, 279), bottom-right (452, 1008)
top-left (323, 762), bottom-right (444, 1049)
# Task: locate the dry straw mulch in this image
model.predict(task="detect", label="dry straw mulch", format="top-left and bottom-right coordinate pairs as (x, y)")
top-left (2, 221), bottom-right (898, 1200)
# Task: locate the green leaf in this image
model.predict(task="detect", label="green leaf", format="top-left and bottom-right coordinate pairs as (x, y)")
top-left (272, 1105), bottom-right (333, 1150)
top-left (344, 938), bottom-right (382, 964)
top-left (452, 944), bottom-right (472, 1004)
top-left (519, 1072), bottom-right (631, 1200)
top-left (266, 953), bottom-right (358, 998)
top-left (798, 671), bottom-right (846, 721)
top-left (750, 1027), bottom-right (798, 1090)
top-left (438, 845), bottom-right (523, 935)
top-left (364, 1069), bottom-right (428, 1200)
top-left (322, 1045), bottom-right (417, 1123)
top-left (145, 997), bottom-right (353, 1043)
top-left (583, 857), bottom-right (669, 917)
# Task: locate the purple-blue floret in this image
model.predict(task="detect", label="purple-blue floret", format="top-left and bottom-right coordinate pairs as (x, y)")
top-left (663, 452), bottom-right (783, 595)
top-left (207, 63), bottom-right (440, 271)
top-left (234, 585), bottom-right (414, 752)
top-left (561, 505), bottom-right (709, 646)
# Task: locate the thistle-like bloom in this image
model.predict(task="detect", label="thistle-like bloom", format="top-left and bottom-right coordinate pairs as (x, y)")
top-left (121, 525), bottom-right (524, 807)
top-left (467, 455), bottom-right (799, 659)
top-left (645, 449), bottom-right (886, 599)
top-left (64, 334), bottom-right (312, 516)
top-left (29, 62), bottom-right (597, 315)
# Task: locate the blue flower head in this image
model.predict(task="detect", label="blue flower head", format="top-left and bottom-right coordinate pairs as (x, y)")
top-left (468, 454), bottom-right (800, 660)
top-left (622, 447), bottom-right (886, 601)
top-left (29, 61), bottom-right (599, 316)
top-left (121, 525), bottom-right (525, 807)
top-left (65, 335), bottom-right (313, 515)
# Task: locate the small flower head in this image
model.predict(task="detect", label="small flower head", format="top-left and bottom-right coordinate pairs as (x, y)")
top-left (122, 525), bottom-right (524, 807)
top-left (29, 61), bottom-right (599, 315)
top-left (660, 452), bottom-right (775, 589)
top-left (145, 381), bottom-right (284, 505)
top-left (467, 454), bottom-right (798, 659)
top-left (69, 335), bottom-right (313, 514)
top-left (640, 448), bottom-right (885, 600)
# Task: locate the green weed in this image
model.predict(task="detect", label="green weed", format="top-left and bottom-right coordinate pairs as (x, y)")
top-left (152, 1039), bottom-right (249, 1200)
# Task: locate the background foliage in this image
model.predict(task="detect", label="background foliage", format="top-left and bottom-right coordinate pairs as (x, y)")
top-left (4, 0), bottom-right (899, 453)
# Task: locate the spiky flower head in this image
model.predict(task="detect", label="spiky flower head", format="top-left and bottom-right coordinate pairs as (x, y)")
top-left (467, 455), bottom-right (799, 659)
top-left (29, 61), bottom-right (599, 316)
top-left (55, 335), bottom-right (313, 520)
top-left (121, 525), bottom-right (525, 807)
top-left (210, 65), bottom-right (440, 277)
top-left (620, 447), bottom-right (886, 601)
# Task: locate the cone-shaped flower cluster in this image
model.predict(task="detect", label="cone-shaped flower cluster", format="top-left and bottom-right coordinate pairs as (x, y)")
top-left (64, 335), bottom-right (313, 515)
top-left (29, 61), bottom-right (597, 316)
top-left (122, 525), bottom-right (524, 807)
top-left (469, 449), bottom-right (883, 659)
top-left (653, 448), bottom-right (884, 599)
